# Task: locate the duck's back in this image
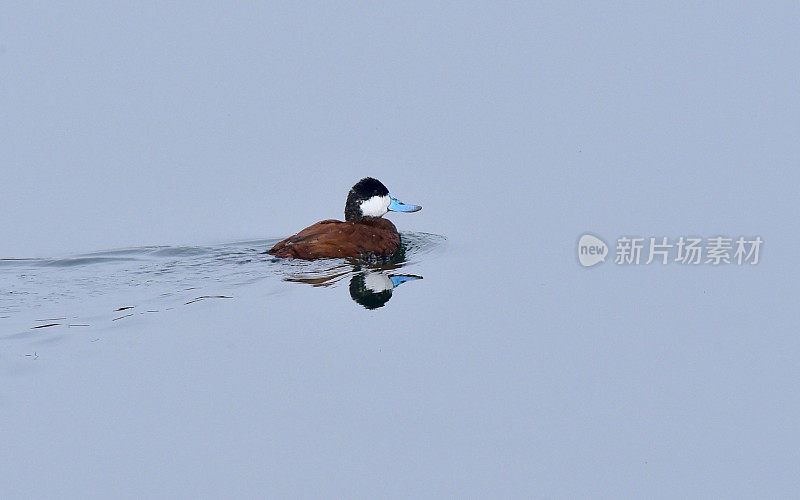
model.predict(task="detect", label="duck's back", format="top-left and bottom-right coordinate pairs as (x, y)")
top-left (269, 218), bottom-right (400, 260)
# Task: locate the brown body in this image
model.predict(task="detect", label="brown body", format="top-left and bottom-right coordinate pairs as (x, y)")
top-left (269, 217), bottom-right (401, 260)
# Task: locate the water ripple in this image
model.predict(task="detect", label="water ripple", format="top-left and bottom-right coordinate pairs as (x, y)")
top-left (0, 233), bottom-right (446, 330)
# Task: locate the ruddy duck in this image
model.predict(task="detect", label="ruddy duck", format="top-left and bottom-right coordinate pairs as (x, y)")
top-left (268, 177), bottom-right (422, 260)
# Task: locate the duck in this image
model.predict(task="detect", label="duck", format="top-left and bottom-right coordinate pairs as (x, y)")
top-left (268, 177), bottom-right (422, 260)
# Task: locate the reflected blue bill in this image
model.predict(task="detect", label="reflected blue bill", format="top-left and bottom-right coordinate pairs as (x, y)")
top-left (390, 275), bottom-right (422, 287)
top-left (388, 195), bottom-right (422, 212)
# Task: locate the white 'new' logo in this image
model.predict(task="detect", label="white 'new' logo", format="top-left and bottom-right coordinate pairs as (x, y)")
top-left (578, 234), bottom-right (607, 267)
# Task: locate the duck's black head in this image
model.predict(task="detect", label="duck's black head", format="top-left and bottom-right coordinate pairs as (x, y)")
top-left (344, 177), bottom-right (422, 222)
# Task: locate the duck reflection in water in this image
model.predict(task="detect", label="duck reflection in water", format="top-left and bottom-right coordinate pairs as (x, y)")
top-left (280, 255), bottom-right (421, 309)
top-left (348, 270), bottom-right (421, 309)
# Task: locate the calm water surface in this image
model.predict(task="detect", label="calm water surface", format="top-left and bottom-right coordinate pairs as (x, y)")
top-left (2, 229), bottom-right (797, 497)
top-left (0, 232), bottom-right (445, 331)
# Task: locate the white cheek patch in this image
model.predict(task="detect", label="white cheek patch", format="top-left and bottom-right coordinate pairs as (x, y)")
top-left (359, 195), bottom-right (390, 217)
top-left (364, 272), bottom-right (393, 292)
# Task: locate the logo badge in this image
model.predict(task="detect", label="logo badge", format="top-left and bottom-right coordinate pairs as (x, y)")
top-left (577, 234), bottom-right (608, 267)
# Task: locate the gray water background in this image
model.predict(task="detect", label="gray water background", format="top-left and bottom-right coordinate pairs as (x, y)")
top-left (2, 3), bottom-right (799, 497)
